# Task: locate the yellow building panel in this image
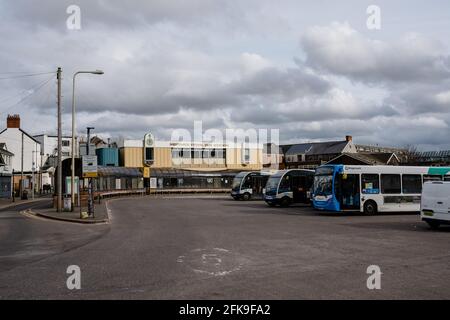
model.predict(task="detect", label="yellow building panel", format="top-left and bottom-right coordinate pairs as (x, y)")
top-left (123, 147), bottom-right (143, 168)
top-left (121, 145), bottom-right (262, 170)
top-left (154, 147), bottom-right (172, 168)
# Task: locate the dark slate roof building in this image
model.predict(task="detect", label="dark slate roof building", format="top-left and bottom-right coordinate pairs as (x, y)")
top-left (325, 152), bottom-right (400, 166)
top-left (283, 136), bottom-right (356, 169)
top-left (264, 135), bottom-right (405, 169)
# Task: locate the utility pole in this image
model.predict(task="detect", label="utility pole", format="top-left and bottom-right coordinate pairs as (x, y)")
top-left (56, 67), bottom-right (62, 212)
top-left (32, 150), bottom-right (36, 200)
top-left (21, 132), bottom-right (24, 199)
top-left (12, 168), bottom-right (15, 202)
top-left (86, 127), bottom-right (94, 217)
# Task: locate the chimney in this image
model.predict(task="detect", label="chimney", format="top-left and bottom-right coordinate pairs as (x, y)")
top-left (7, 114), bottom-right (20, 128)
top-left (345, 135), bottom-right (352, 142)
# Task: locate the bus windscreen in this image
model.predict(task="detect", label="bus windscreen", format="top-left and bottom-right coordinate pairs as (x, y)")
top-left (265, 174), bottom-right (282, 190)
top-left (231, 172), bottom-right (246, 189)
top-left (313, 174), bottom-right (333, 196)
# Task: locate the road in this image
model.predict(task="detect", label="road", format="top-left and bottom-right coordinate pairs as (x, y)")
top-left (0, 196), bottom-right (449, 299)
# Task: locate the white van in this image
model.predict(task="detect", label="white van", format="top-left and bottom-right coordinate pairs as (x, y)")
top-left (420, 181), bottom-right (450, 229)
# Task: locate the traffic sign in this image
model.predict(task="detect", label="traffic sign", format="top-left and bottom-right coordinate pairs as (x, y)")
top-left (82, 155), bottom-right (98, 178)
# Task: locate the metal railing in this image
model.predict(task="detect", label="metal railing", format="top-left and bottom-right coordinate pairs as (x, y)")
top-left (96, 189), bottom-right (145, 203)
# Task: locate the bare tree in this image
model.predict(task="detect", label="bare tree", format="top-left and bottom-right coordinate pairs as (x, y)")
top-left (403, 144), bottom-right (419, 165)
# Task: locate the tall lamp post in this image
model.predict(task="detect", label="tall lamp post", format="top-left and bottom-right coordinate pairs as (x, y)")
top-left (86, 126), bottom-right (95, 217)
top-left (71, 70), bottom-right (104, 211)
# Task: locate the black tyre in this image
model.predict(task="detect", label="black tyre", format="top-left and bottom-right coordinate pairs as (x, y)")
top-left (280, 197), bottom-right (291, 207)
top-left (426, 220), bottom-right (440, 230)
top-left (363, 200), bottom-right (377, 215)
top-left (242, 193), bottom-right (251, 201)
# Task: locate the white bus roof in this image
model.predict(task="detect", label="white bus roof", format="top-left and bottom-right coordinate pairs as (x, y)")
top-left (334, 165), bottom-right (450, 175)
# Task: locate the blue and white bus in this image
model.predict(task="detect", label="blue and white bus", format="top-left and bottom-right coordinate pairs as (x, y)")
top-left (263, 169), bottom-right (314, 207)
top-left (231, 171), bottom-right (271, 200)
top-left (312, 165), bottom-right (450, 214)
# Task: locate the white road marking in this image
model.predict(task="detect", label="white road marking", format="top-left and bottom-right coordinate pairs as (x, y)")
top-left (176, 248), bottom-right (244, 277)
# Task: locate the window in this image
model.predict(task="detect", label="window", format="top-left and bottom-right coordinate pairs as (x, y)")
top-left (445, 175), bottom-right (450, 182)
top-left (402, 174), bottom-right (422, 194)
top-left (243, 148), bottom-right (250, 163)
top-left (191, 148), bottom-right (202, 159)
top-left (203, 149), bottom-right (211, 158)
top-left (279, 174), bottom-right (290, 190)
top-left (171, 148), bottom-right (190, 158)
top-left (241, 175), bottom-right (252, 189)
top-left (423, 175), bottom-right (442, 182)
top-left (62, 140), bottom-right (70, 147)
top-left (171, 148), bottom-right (180, 158)
top-left (145, 147), bottom-right (154, 162)
top-left (362, 174), bottom-right (379, 194)
top-left (313, 175), bottom-right (332, 195)
top-left (381, 174), bottom-right (401, 194)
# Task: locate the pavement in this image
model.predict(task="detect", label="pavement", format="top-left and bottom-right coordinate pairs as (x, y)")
top-left (26, 201), bottom-right (109, 224)
top-left (1, 196), bottom-right (450, 299)
top-left (0, 196), bottom-right (51, 210)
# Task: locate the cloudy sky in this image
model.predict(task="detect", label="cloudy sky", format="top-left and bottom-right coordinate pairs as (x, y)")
top-left (1, 0), bottom-right (450, 150)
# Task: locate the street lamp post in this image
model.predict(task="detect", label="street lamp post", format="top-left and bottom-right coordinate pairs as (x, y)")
top-left (86, 126), bottom-right (95, 217)
top-left (32, 149), bottom-right (37, 200)
top-left (71, 70), bottom-right (104, 211)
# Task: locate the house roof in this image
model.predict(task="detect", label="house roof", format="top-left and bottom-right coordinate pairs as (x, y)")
top-left (90, 136), bottom-right (107, 145)
top-left (0, 143), bottom-right (14, 157)
top-left (0, 128), bottom-right (41, 144)
top-left (285, 140), bottom-right (349, 156)
top-left (325, 152), bottom-right (399, 165)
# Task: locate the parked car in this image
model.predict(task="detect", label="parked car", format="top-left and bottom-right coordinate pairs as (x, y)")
top-left (420, 181), bottom-right (450, 229)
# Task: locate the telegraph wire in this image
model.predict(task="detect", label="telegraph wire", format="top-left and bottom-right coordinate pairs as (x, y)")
top-left (0, 77), bottom-right (54, 105)
top-left (0, 71), bottom-right (55, 80)
top-left (0, 75), bottom-right (55, 113)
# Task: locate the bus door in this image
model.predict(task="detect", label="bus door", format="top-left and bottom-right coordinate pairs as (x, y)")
top-left (292, 175), bottom-right (307, 203)
top-left (252, 175), bottom-right (262, 195)
top-left (335, 173), bottom-right (360, 210)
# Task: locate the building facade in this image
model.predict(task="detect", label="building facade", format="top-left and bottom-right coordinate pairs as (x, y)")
top-left (33, 134), bottom-right (79, 171)
top-left (116, 134), bottom-right (263, 191)
top-left (0, 115), bottom-right (42, 195)
top-left (0, 143), bottom-right (14, 198)
top-left (281, 136), bottom-right (356, 169)
top-left (96, 147), bottom-right (119, 166)
top-left (118, 137), bottom-right (263, 171)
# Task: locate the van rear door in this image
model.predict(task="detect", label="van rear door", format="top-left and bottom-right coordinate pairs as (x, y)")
top-left (434, 183), bottom-right (450, 215)
top-left (422, 182), bottom-right (450, 215)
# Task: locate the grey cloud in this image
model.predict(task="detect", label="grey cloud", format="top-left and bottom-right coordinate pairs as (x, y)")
top-left (3, 0), bottom-right (242, 30)
top-left (300, 22), bottom-right (450, 84)
top-left (2, 2), bottom-right (450, 150)
top-left (231, 67), bottom-right (330, 99)
top-left (384, 81), bottom-right (450, 116)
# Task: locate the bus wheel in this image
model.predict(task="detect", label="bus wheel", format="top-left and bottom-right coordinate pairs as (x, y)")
top-left (280, 197), bottom-right (291, 207)
top-left (426, 220), bottom-right (440, 230)
top-left (363, 200), bottom-right (377, 215)
top-left (242, 193), bottom-right (251, 201)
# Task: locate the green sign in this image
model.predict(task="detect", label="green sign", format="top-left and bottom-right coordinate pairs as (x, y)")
top-left (427, 167), bottom-right (450, 175)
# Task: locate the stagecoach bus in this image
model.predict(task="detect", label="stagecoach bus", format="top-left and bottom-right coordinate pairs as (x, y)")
top-left (312, 165), bottom-right (450, 214)
top-left (231, 171), bottom-right (271, 200)
top-left (263, 169), bottom-right (314, 207)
